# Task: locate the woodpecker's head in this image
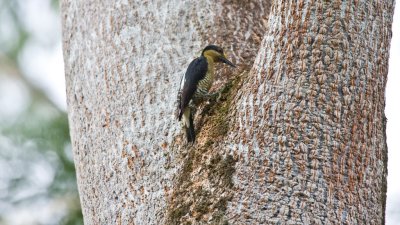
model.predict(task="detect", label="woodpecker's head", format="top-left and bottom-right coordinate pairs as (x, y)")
top-left (201, 45), bottom-right (236, 67)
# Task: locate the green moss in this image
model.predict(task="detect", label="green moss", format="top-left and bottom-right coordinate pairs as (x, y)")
top-left (208, 154), bottom-right (236, 188)
top-left (168, 203), bottom-right (190, 225)
top-left (167, 148), bottom-right (196, 224)
top-left (177, 148), bottom-right (195, 185)
top-left (167, 153), bottom-right (237, 224)
top-left (214, 196), bottom-right (231, 212)
top-left (220, 155), bottom-right (236, 188)
top-left (222, 220), bottom-right (230, 225)
top-left (206, 71), bottom-right (248, 140)
top-left (194, 201), bottom-right (210, 220)
top-left (192, 187), bottom-right (212, 220)
top-left (167, 71), bottom-right (247, 225)
top-left (206, 154), bottom-right (237, 224)
top-left (204, 139), bottom-right (214, 148)
top-left (210, 211), bottom-right (230, 225)
top-left (170, 206), bottom-right (187, 220)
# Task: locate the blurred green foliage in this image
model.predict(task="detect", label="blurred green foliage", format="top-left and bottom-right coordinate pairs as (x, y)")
top-left (0, 0), bottom-right (83, 224)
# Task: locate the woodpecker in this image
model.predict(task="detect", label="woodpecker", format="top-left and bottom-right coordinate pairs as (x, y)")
top-left (177, 45), bottom-right (236, 143)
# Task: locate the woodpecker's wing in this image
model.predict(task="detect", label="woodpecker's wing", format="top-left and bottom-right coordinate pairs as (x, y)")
top-left (177, 56), bottom-right (208, 120)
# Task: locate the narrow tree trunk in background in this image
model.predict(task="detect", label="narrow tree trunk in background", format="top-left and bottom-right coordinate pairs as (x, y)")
top-left (61, 0), bottom-right (394, 224)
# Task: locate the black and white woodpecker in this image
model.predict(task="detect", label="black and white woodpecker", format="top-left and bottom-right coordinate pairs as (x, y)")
top-left (177, 45), bottom-right (236, 143)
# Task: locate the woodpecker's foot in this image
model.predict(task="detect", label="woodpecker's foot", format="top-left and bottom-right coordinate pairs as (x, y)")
top-left (215, 91), bottom-right (223, 102)
top-left (208, 87), bottom-right (227, 102)
top-left (205, 92), bottom-right (219, 102)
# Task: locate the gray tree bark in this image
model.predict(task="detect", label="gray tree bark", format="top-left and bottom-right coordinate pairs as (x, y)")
top-left (61, 0), bottom-right (394, 224)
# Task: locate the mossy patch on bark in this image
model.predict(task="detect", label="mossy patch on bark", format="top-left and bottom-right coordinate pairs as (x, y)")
top-left (167, 71), bottom-right (248, 225)
top-left (202, 71), bottom-right (248, 140)
top-left (166, 151), bottom-right (237, 225)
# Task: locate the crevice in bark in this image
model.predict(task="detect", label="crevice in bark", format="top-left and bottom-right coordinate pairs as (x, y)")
top-left (166, 149), bottom-right (237, 225)
top-left (167, 71), bottom-right (247, 225)
top-left (199, 70), bottom-right (249, 142)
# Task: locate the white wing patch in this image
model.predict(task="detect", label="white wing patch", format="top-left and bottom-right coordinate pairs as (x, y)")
top-left (180, 74), bottom-right (186, 90)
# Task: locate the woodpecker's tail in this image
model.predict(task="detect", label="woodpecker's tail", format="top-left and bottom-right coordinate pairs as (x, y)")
top-left (182, 107), bottom-right (195, 143)
top-left (186, 112), bottom-right (195, 143)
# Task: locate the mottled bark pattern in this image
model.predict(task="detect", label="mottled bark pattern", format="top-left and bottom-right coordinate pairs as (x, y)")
top-left (61, 0), bottom-right (268, 224)
top-left (227, 0), bottom-right (394, 224)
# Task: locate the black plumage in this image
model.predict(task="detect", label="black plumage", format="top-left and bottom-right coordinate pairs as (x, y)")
top-left (178, 56), bottom-right (208, 120)
top-left (177, 45), bottom-right (235, 143)
top-left (185, 111), bottom-right (195, 143)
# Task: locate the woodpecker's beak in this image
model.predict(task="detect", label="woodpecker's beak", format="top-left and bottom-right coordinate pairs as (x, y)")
top-left (220, 54), bottom-right (236, 68)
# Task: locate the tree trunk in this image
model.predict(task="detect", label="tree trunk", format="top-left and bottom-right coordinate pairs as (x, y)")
top-left (226, 1), bottom-right (394, 224)
top-left (61, 0), bottom-right (394, 224)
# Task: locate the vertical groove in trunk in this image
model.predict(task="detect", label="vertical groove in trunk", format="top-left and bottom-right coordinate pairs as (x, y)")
top-left (226, 0), bottom-right (394, 224)
top-left (165, 1), bottom-right (271, 223)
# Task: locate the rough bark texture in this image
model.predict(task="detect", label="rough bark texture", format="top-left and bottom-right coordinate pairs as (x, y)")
top-left (226, 1), bottom-right (394, 224)
top-left (61, 0), bottom-right (268, 224)
top-left (61, 0), bottom-right (394, 224)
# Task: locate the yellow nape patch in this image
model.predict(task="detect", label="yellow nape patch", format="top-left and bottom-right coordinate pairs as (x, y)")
top-left (203, 50), bottom-right (222, 61)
